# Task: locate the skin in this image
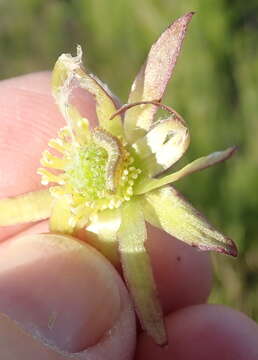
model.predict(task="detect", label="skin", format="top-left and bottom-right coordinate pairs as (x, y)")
top-left (0, 72), bottom-right (257, 360)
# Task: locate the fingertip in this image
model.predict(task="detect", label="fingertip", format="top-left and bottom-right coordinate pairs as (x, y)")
top-left (0, 312), bottom-right (63, 360)
top-left (136, 304), bottom-right (258, 360)
top-left (0, 234), bottom-right (136, 359)
top-left (0, 71), bottom-right (52, 93)
top-left (146, 225), bottom-right (212, 313)
top-left (0, 72), bottom-right (64, 198)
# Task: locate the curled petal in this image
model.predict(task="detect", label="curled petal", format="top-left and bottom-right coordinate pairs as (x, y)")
top-left (52, 46), bottom-right (123, 138)
top-left (133, 109), bottom-right (189, 176)
top-left (86, 209), bottom-right (121, 265)
top-left (111, 101), bottom-right (190, 175)
top-left (142, 186), bottom-right (238, 257)
top-left (135, 146), bottom-right (237, 194)
top-left (118, 201), bottom-right (167, 345)
top-left (0, 190), bottom-right (52, 226)
top-left (124, 12), bottom-right (194, 143)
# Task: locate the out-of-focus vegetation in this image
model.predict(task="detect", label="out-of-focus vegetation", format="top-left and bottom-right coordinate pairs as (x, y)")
top-left (0, 0), bottom-right (257, 320)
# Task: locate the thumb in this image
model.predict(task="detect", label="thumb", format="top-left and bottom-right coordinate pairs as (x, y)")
top-left (0, 233), bottom-right (136, 360)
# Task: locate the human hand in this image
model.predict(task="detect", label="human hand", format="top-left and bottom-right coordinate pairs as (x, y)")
top-left (0, 73), bottom-right (257, 360)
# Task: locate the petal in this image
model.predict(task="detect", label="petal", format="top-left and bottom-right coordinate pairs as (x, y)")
top-left (52, 46), bottom-right (123, 137)
top-left (124, 12), bottom-right (194, 143)
top-left (135, 146), bottom-right (237, 194)
top-left (0, 189), bottom-right (52, 226)
top-left (86, 209), bottom-right (121, 265)
top-left (141, 186), bottom-right (238, 257)
top-left (49, 196), bottom-right (75, 234)
top-left (133, 110), bottom-right (190, 176)
top-left (118, 200), bottom-right (167, 345)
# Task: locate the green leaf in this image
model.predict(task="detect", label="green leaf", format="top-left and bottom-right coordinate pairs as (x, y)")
top-left (118, 200), bottom-right (167, 345)
top-left (142, 186), bottom-right (237, 257)
top-left (0, 189), bottom-right (52, 226)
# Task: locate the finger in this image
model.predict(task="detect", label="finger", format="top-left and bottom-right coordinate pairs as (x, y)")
top-left (5, 219), bottom-right (212, 319)
top-left (0, 233), bottom-right (135, 359)
top-left (0, 313), bottom-right (63, 360)
top-left (135, 304), bottom-right (258, 360)
top-left (146, 224), bottom-right (212, 314)
top-left (0, 72), bottom-right (63, 197)
top-left (0, 72), bottom-right (96, 240)
top-left (0, 72), bottom-right (63, 240)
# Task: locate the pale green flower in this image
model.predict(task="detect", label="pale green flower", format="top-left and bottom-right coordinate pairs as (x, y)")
top-left (0, 12), bottom-right (237, 345)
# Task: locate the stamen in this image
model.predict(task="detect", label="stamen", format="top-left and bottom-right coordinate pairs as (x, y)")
top-left (37, 168), bottom-right (66, 185)
top-left (38, 126), bottom-right (142, 227)
top-left (40, 151), bottom-right (68, 170)
top-left (48, 138), bottom-right (70, 153)
top-left (58, 126), bottom-right (72, 140)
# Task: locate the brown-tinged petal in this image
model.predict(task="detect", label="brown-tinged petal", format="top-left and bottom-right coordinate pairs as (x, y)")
top-left (52, 46), bottom-right (123, 137)
top-left (124, 12), bottom-right (194, 143)
top-left (135, 146), bottom-right (237, 194)
top-left (141, 186), bottom-right (238, 257)
top-left (0, 189), bottom-right (52, 226)
top-left (118, 200), bottom-right (167, 346)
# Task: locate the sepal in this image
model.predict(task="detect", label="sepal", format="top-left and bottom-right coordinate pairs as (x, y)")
top-left (142, 186), bottom-right (237, 257)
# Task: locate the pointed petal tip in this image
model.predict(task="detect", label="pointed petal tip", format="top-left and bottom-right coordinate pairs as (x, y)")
top-left (165, 12), bottom-right (194, 42)
top-left (228, 145), bottom-right (238, 157)
top-left (197, 238), bottom-right (238, 258)
top-left (184, 11), bottom-right (196, 18)
top-left (214, 240), bottom-right (238, 258)
top-left (221, 238), bottom-right (238, 257)
top-left (188, 11), bottom-right (196, 17)
top-left (172, 11), bottom-right (195, 26)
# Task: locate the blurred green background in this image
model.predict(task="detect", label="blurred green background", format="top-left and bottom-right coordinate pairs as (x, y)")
top-left (1, 0), bottom-right (257, 320)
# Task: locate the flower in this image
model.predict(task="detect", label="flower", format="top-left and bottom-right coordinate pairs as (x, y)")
top-left (0, 12), bottom-right (237, 345)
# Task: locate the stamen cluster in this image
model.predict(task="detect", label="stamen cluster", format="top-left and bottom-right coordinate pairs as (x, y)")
top-left (37, 125), bottom-right (141, 222)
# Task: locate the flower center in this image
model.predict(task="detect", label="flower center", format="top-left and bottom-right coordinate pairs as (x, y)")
top-left (66, 143), bottom-right (108, 200)
top-left (38, 126), bottom-right (141, 217)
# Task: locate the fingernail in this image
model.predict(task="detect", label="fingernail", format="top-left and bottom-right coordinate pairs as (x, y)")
top-left (0, 234), bottom-right (121, 352)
